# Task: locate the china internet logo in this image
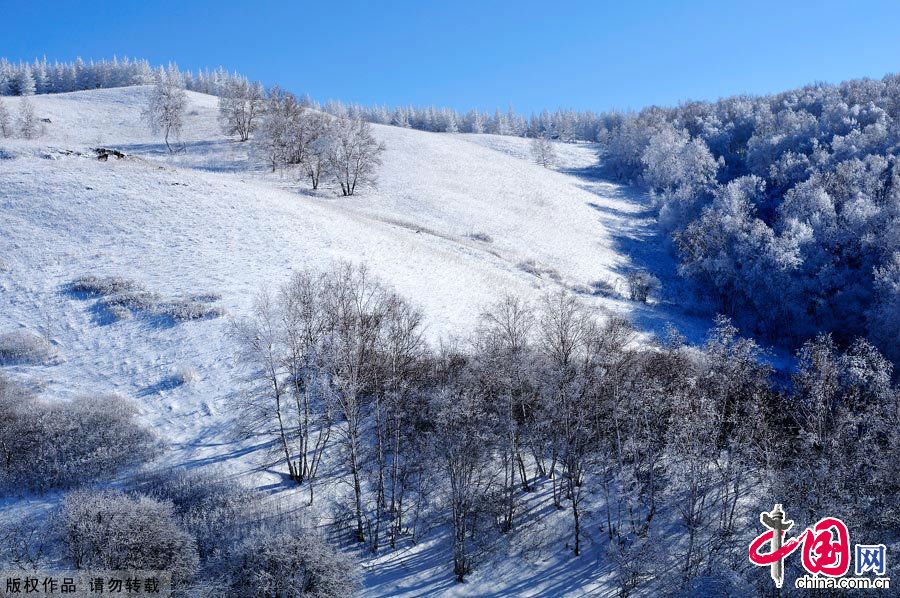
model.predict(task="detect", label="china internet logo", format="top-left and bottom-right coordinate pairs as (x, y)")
top-left (749, 504), bottom-right (890, 590)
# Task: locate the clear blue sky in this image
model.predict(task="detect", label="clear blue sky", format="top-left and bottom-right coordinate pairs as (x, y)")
top-left (3, 0), bottom-right (899, 114)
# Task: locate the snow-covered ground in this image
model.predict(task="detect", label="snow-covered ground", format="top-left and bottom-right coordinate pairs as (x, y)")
top-left (0, 87), bottom-right (712, 596)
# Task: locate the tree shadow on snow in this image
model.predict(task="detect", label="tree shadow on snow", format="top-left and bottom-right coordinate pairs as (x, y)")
top-left (362, 539), bottom-right (458, 597)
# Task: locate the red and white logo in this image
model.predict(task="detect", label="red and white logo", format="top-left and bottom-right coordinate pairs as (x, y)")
top-left (749, 504), bottom-right (890, 590)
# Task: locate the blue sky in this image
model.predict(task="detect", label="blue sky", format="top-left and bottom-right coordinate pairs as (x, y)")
top-left (3, 0), bottom-right (899, 113)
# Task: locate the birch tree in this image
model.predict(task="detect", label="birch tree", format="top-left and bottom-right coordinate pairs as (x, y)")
top-left (537, 291), bottom-right (596, 556)
top-left (218, 77), bottom-right (264, 141)
top-left (279, 269), bottom-right (334, 504)
top-left (143, 68), bottom-right (187, 152)
top-left (476, 295), bottom-right (538, 532)
top-left (432, 352), bottom-right (496, 582)
top-left (320, 263), bottom-right (386, 542)
top-left (326, 117), bottom-right (385, 196)
top-left (230, 291), bottom-right (299, 482)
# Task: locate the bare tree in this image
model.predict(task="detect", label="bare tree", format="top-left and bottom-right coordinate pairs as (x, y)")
top-left (326, 117), bottom-right (385, 196)
top-left (476, 295), bottom-right (538, 532)
top-left (218, 77), bottom-right (264, 141)
top-left (279, 269), bottom-right (334, 504)
top-left (143, 67), bottom-right (188, 152)
top-left (432, 351), bottom-right (497, 582)
top-left (319, 263), bottom-right (387, 542)
top-left (370, 291), bottom-right (426, 552)
top-left (230, 290), bottom-right (299, 481)
top-left (537, 291), bottom-right (596, 556)
top-left (300, 112), bottom-right (331, 189)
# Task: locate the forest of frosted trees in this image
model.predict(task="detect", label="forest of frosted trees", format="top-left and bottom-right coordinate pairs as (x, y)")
top-left (0, 57), bottom-right (244, 98)
top-left (6, 265), bottom-right (897, 596)
top-left (597, 77), bottom-right (900, 368)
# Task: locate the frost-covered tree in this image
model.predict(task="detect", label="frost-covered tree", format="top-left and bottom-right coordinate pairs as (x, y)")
top-left (0, 378), bottom-right (155, 493)
top-left (230, 290), bottom-right (300, 482)
top-left (444, 110), bottom-right (459, 133)
top-left (318, 264), bottom-right (386, 542)
top-left (143, 67), bottom-right (188, 152)
top-left (431, 352), bottom-right (497, 582)
top-left (57, 490), bottom-right (199, 587)
top-left (13, 67), bottom-right (35, 96)
top-left (489, 108), bottom-right (508, 135)
top-left (287, 105), bottom-right (327, 168)
top-left (0, 98), bottom-right (11, 137)
top-left (218, 77), bottom-right (264, 141)
top-left (326, 116), bottom-right (385, 196)
top-left (593, 76), bottom-right (900, 364)
top-left (390, 106), bottom-right (410, 128)
top-left (278, 269), bottom-right (336, 502)
top-left (780, 336), bottom-right (899, 533)
top-left (303, 127), bottom-right (331, 190)
top-left (530, 135), bottom-right (557, 168)
top-left (16, 96), bottom-right (37, 139)
top-left (474, 296), bottom-right (537, 532)
top-left (255, 87), bottom-right (294, 171)
top-left (221, 528), bottom-right (360, 597)
top-left (132, 468), bottom-right (255, 560)
top-left (870, 252), bottom-right (900, 365)
top-left (675, 176), bottom-right (803, 320)
top-left (670, 318), bottom-right (773, 584)
top-left (537, 291), bottom-right (597, 556)
top-left (464, 109), bottom-right (485, 134)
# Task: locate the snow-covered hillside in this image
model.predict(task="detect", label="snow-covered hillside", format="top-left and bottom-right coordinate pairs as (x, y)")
top-left (1, 87), bottom-right (707, 596)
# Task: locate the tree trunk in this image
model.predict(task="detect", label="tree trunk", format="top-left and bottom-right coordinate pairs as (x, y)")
top-left (349, 436), bottom-right (365, 543)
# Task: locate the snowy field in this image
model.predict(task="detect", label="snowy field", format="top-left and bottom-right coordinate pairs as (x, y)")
top-left (0, 87), bottom-right (713, 596)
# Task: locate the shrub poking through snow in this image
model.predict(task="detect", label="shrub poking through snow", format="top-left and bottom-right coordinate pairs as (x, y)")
top-left (626, 270), bottom-right (660, 303)
top-left (131, 468), bottom-right (255, 560)
top-left (157, 298), bottom-right (225, 322)
top-left (67, 276), bottom-right (224, 323)
top-left (220, 527), bottom-right (360, 598)
top-left (518, 259), bottom-right (562, 282)
top-left (0, 376), bottom-right (158, 493)
top-left (0, 330), bottom-right (60, 365)
top-left (570, 283), bottom-right (594, 295)
top-left (67, 275), bottom-right (145, 297)
top-left (98, 291), bottom-right (163, 322)
top-left (56, 489), bottom-right (199, 586)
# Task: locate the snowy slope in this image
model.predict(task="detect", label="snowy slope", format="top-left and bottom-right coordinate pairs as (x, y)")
top-left (0, 87), bottom-right (707, 596)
